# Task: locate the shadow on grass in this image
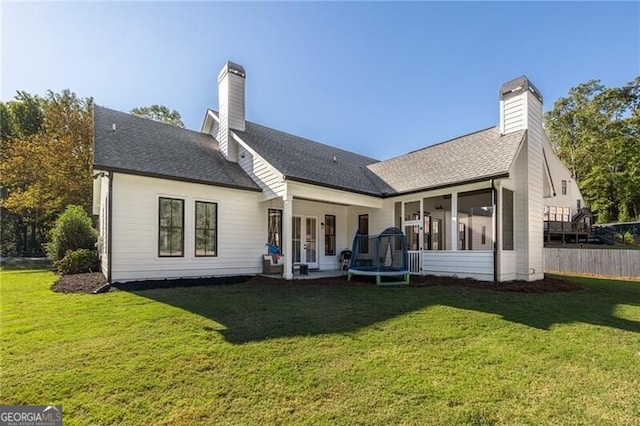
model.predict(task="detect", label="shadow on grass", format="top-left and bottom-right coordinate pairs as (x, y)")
top-left (131, 276), bottom-right (640, 344)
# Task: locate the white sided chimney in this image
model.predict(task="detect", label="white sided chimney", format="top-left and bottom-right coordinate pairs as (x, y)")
top-left (218, 61), bottom-right (246, 162)
top-left (499, 75), bottom-right (545, 282)
top-left (499, 75), bottom-right (543, 135)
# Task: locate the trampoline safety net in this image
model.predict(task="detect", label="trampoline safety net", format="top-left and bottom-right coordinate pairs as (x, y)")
top-left (348, 227), bottom-right (409, 285)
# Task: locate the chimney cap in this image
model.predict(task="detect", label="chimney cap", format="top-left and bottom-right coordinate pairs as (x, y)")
top-left (218, 61), bottom-right (246, 82)
top-left (500, 75), bottom-right (543, 103)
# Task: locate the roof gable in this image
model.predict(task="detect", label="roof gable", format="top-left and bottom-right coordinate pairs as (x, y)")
top-left (367, 127), bottom-right (525, 194)
top-left (232, 120), bottom-right (394, 196)
top-left (93, 106), bottom-right (260, 191)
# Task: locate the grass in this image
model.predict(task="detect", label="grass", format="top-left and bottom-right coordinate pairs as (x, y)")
top-left (1, 271), bottom-right (639, 425)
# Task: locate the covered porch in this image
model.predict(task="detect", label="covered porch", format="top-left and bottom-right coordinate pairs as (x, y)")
top-left (262, 181), bottom-right (384, 279)
top-left (394, 179), bottom-right (517, 282)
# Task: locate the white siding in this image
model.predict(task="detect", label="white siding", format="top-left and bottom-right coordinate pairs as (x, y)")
top-left (543, 134), bottom-right (585, 216)
top-left (110, 173), bottom-right (263, 282)
top-left (288, 181), bottom-right (383, 209)
top-left (500, 96), bottom-right (526, 134)
top-left (499, 250), bottom-right (517, 281)
top-left (96, 173), bottom-right (110, 278)
top-left (218, 71), bottom-right (245, 161)
top-left (234, 133), bottom-right (285, 201)
top-left (423, 251), bottom-right (494, 281)
top-left (218, 70), bottom-right (245, 131)
top-left (508, 88), bottom-right (545, 282)
top-left (346, 205), bottom-right (389, 239)
top-left (526, 94), bottom-right (544, 280)
top-left (514, 143), bottom-right (528, 276)
top-left (92, 175), bottom-right (101, 215)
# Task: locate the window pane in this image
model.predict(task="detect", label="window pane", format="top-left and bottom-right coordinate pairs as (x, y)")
top-left (171, 228), bottom-right (183, 256)
top-left (159, 198), bottom-right (184, 257)
top-left (207, 230), bottom-right (216, 254)
top-left (458, 189), bottom-right (493, 250)
top-left (209, 204), bottom-right (217, 229)
top-left (268, 209), bottom-right (282, 249)
top-left (358, 214), bottom-right (369, 253)
top-left (325, 214), bottom-right (336, 256)
top-left (502, 189), bottom-right (514, 251)
top-left (195, 230), bottom-right (205, 255)
top-left (195, 201), bottom-right (217, 256)
top-left (404, 201), bottom-right (420, 221)
top-left (196, 202), bottom-right (206, 229)
top-left (159, 228), bottom-right (171, 256)
top-left (394, 202), bottom-right (402, 229)
top-left (160, 199), bottom-right (172, 227)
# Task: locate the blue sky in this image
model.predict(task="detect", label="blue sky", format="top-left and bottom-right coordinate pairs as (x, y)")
top-left (2, 2), bottom-right (638, 159)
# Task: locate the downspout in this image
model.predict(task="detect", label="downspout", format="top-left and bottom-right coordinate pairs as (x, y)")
top-left (491, 178), bottom-right (498, 283)
top-left (107, 171), bottom-right (113, 285)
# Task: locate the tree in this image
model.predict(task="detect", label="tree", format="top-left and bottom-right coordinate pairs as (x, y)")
top-left (545, 77), bottom-right (640, 223)
top-left (0, 90), bottom-right (94, 255)
top-left (130, 104), bottom-right (184, 127)
top-left (0, 93), bottom-right (46, 255)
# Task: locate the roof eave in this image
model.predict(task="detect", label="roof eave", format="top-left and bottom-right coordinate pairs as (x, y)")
top-left (284, 175), bottom-right (384, 198)
top-left (92, 165), bottom-right (262, 193)
top-left (385, 173), bottom-right (511, 198)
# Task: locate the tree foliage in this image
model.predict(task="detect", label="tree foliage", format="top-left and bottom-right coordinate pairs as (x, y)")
top-left (130, 104), bottom-right (184, 127)
top-left (545, 77), bottom-right (640, 223)
top-left (46, 205), bottom-right (96, 263)
top-left (55, 248), bottom-right (99, 275)
top-left (0, 90), bottom-right (94, 255)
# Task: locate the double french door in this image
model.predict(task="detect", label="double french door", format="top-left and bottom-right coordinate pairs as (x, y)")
top-left (292, 216), bottom-right (318, 268)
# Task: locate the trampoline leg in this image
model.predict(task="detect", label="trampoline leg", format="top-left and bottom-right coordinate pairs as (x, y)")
top-left (376, 275), bottom-right (381, 285)
top-left (347, 272), bottom-right (352, 281)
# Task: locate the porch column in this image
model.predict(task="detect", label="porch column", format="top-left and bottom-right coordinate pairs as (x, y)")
top-left (495, 183), bottom-right (501, 251)
top-left (450, 192), bottom-right (458, 251)
top-left (282, 194), bottom-right (294, 280)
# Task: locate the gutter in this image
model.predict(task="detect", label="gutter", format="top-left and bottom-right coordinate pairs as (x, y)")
top-left (107, 171), bottom-right (113, 285)
top-left (491, 178), bottom-right (498, 283)
top-left (92, 166), bottom-right (262, 193)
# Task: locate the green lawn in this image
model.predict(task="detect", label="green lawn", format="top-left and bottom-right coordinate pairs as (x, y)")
top-left (1, 271), bottom-right (639, 425)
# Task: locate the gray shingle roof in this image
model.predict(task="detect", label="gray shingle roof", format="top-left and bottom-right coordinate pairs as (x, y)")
top-left (367, 127), bottom-right (525, 194)
top-left (93, 106), bottom-right (260, 191)
top-left (232, 120), bottom-right (394, 196)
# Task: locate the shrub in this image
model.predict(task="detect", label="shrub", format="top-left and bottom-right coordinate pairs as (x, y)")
top-left (623, 231), bottom-right (635, 245)
top-left (46, 205), bottom-right (96, 263)
top-left (55, 249), bottom-right (99, 275)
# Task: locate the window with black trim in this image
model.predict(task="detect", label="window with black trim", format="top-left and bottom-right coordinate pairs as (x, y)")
top-left (195, 201), bottom-right (218, 256)
top-left (268, 209), bottom-right (282, 250)
top-left (358, 214), bottom-right (369, 253)
top-left (325, 214), bottom-right (336, 256)
top-left (562, 180), bottom-right (567, 195)
top-left (502, 189), bottom-right (514, 251)
top-left (159, 197), bottom-right (184, 257)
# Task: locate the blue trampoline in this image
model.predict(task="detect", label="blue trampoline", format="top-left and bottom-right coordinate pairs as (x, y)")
top-left (348, 227), bottom-right (410, 286)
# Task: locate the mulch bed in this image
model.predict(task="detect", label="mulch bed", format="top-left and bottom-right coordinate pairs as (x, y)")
top-left (51, 272), bottom-right (582, 294)
top-left (252, 274), bottom-right (583, 293)
top-left (52, 272), bottom-right (108, 294)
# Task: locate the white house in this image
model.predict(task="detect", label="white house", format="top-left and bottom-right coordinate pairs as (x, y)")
top-left (93, 61), bottom-right (584, 283)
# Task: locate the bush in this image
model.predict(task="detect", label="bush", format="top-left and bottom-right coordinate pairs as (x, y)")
top-left (46, 205), bottom-right (96, 263)
top-left (623, 231), bottom-right (636, 245)
top-left (55, 249), bottom-right (99, 275)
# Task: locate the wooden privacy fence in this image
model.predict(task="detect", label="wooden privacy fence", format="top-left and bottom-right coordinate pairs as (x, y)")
top-left (544, 248), bottom-right (640, 278)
